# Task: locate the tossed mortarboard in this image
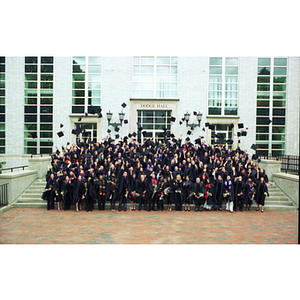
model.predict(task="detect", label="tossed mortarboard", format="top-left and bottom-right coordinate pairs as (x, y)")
top-left (205, 122), bottom-right (209, 127)
top-left (193, 111), bottom-right (197, 116)
top-left (115, 127), bottom-right (120, 132)
top-left (128, 133), bottom-right (132, 138)
top-left (30, 132), bottom-right (38, 138)
top-left (195, 138), bottom-right (201, 145)
top-left (187, 130), bottom-right (192, 135)
top-left (185, 137), bottom-right (190, 141)
top-left (179, 121), bottom-right (183, 125)
top-left (170, 133), bottom-right (175, 138)
top-left (172, 138), bottom-right (177, 143)
top-left (202, 127), bottom-right (205, 132)
top-left (124, 119), bottom-right (128, 124)
top-left (252, 154), bottom-right (258, 160)
top-left (67, 142), bottom-right (70, 145)
top-left (238, 123), bottom-right (244, 129)
top-left (78, 116), bottom-right (83, 122)
top-left (56, 149), bottom-right (60, 155)
top-left (132, 132), bottom-right (137, 137)
top-left (121, 102), bottom-right (127, 108)
top-left (138, 126), bottom-right (143, 131)
top-left (60, 123), bottom-right (64, 128)
top-left (208, 124), bottom-right (214, 130)
top-left (97, 113), bottom-right (103, 118)
top-left (228, 123), bottom-right (234, 130)
top-left (115, 134), bottom-right (119, 139)
top-left (181, 117), bottom-right (185, 122)
top-left (242, 131), bottom-right (247, 136)
top-left (251, 144), bottom-right (258, 150)
top-left (62, 146), bottom-right (64, 150)
top-left (237, 132), bottom-right (241, 137)
top-left (226, 139), bottom-right (233, 145)
top-left (124, 136), bottom-right (128, 141)
top-left (107, 129), bottom-right (111, 133)
top-left (71, 129), bottom-right (78, 135)
top-left (57, 131), bottom-right (64, 138)
top-left (216, 124), bottom-right (222, 130)
top-left (170, 116), bottom-right (176, 122)
top-left (163, 127), bottom-right (168, 132)
top-left (142, 131), bottom-right (148, 137)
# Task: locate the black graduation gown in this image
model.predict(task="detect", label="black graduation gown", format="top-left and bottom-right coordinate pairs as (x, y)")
top-left (183, 180), bottom-right (193, 204)
top-left (173, 180), bottom-right (183, 204)
top-left (73, 179), bottom-right (85, 204)
top-left (213, 179), bottom-right (223, 209)
top-left (244, 182), bottom-right (254, 205)
top-left (204, 182), bottom-right (213, 206)
top-left (86, 181), bottom-right (95, 211)
top-left (255, 182), bottom-right (269, 206)
top-left (163, 180), bottom-right (173, 204)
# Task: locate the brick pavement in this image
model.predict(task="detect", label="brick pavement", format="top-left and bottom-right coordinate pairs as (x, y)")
top-left (0, 208), bottom-right (298, 244)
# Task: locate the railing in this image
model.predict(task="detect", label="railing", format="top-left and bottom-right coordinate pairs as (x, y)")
top-left (30, 154), bottom-right (51, 158)
top-left (0, 183), bottom-right (8, 207)
top-left (260, 155), bottom-right (299, 174)
top-left (1, 165), bottom-right (29, 173)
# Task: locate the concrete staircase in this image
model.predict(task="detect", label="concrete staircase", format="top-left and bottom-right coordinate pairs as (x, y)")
top-left (12, 179), bottom-right (298, 210)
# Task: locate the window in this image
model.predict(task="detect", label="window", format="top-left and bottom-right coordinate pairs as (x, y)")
top-left (132, 56), bottom-right (177, 98)
top-left (24, 56), bottom-right (54, 154)
top-left (72, 57), bottom-right (102, 114)
top-left (0, 56), bottom-right (5, 153)
top-left (208, 57), bottom-right (238, 115)
top-left (256, 57), bottom-right (287, 156)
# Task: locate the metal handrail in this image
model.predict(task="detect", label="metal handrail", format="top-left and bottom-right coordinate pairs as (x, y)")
top-left (1, 165), bottom-right (29, 172)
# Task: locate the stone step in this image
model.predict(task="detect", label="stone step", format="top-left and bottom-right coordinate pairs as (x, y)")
top-left (17, 198), bottom-right (45, 203)
top-left (12, 202), bottom-right (47, 208)
top-left (264, 200), bottom-right (294, 206)
top-left (266, 196), bottom-right (290, 201)
top-left (20, 193), bottom-right (44, 199)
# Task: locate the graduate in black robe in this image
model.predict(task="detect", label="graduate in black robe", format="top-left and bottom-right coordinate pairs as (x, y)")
top-left (244, 177), bottom-right (255, 211)
top-left (163, 176), bottom-right (173, 211)
top-left (118, 171), bottom-right (129, 211)
top-left (44, 173), bottom-right (56, 210)
top-left (234, 175), bottom-right (245, 212)
top-left (97, 174), bottom-right (107, 211)
top-left (173, 174), bottom-right (183, 211)
top-left (183, 175), bottom-right (193, 211)
top-left (73, 174), bottom-right (85, 212)
top-left (137, 174), bottom-right (148, 211)
top-left (204, 178), bottom-right (213, 210)
top-left (106, 173), bottom-right (118, 211)
top-left (157, 176), bottom-right (165, 211)
top-left (254, 177), bottom-right (269, 213)
top-left (191, 177), bottom-right (205, 212)
top-left (85, 176), bottom-right (95, 212)
top-left (223, 175), bottom-right (234, 213)
top-left (128, 172), bottom-right (139, 211)
top-left (213, 174), bottom-right (224, 211)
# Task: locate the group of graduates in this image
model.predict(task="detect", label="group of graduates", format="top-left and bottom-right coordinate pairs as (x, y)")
top-left (42, 133), bottom-right (270, 213)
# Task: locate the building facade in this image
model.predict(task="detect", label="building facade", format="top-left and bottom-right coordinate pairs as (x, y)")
top-left (0, 56), bottom-right (299, 168)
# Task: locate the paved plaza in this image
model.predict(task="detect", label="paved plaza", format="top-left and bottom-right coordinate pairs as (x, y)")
top-left (0, 207), bottom-right (298, 244)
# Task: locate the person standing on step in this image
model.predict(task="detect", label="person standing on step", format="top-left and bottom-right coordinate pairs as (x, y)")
top-left (45, 173), bottom-right (56, 210)
top-left (106, 173), bottom-right (118, 211)
top-left (234, 175), bottom-right (245, 212)
top-left (213, 173), bottom-right (224, 211)
top-left (183, 175), bottom-right (193, 212)
top-left (191, 177), bottom-right (205, 212)
top-left (98, 173), bottom-right (107, 211)
top-left (128, 172), bottom-right (139, 211)
top-left (203, 177), bottom-right (213, 211)
top-left (173, 174), bottom-right (183, 211)
top-left (163, 176), bottom-right (173, 211)
top-left (118, 171), bottom-right (129, 212)
top-left (244, 177), bottom-right (255, 211)
top-left (254, 176), bottom-right (269, 213)
top-left (85, 176), bottom-right (95, 212)
top-left (223, 175), bottom-right (234, 213)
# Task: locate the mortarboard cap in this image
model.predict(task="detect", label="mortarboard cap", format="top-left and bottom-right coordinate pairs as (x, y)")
top-left (216, 124), bottom-right (222, 130)
top-left (172, 138), bottom-right (177, 143)
top-left (181, 117), bottom-right (185, 122)
top-left (163, 127), bottom-right (168, 132)
top-left (30, 132), bottom-right (37, 138)
top-left (67, 142), bottom-right (70, 145)
top-left (138, 126), bottom-right (143, 131)
top-left (78, 116), bottom-right (83, 122)
top-left (60, 123), bottom-right (64, 128)
top-left (202, 127), bottom-right (205, 132)
top-left (142, 131), bottom-right (147, 137)
top-left (226, 139), bottom-right (233, 145)
top-left (97, 113), bottom-right (103, 118)
top-left (179, 121), bottom-right (183, 125)
top-left (128, 133), bottom-right (132, 138)
top-left (228, 123), bottom-right (234, 130)
top-left (56, 149), bottom-right (60, 155)
top-left (238, 123), bottom-right (244, 129)
top-left (186, 137), bottom-right (190, 141)
top-left (251, 144), bottom-right (258, 151)
top-left (205, 122), bottom-right (209, 127)
top-left (62, 146), bottom-right (64, 150)
top-left (121, 102), bottom-right (127, 108)
top-left (107, 129), bottom-right (111, 133)
top-left (208, 124), bottom-right (214, 130)
top-left (57, 131), bottom-right (64, 138)
top-left (252, 154), bottom-right (258, 160)
top-left (170, 133), bottom-right (175, 138)
top-left (115, 134), bottom-right (120, 139)
top-left (195, 138), bottom-right (201, 145)
top-left (237, 132), bottom-right (241, 137)
top-left (71, 129), bottom-right (78, 135)
top-left (115, 127), bottom-right (120, 132)
top-left (187, 130), bottom-right (192, 135)
top-left (193, 111), bottom-right (197, 116)
top-left (132, 132), bottom-right (137, 137)
top-left (124, 119), bottom-right (128, 124)
top-left (170, 116), bottom-right (176, 122)
top-left (242, 131), bottom-right (247, 136)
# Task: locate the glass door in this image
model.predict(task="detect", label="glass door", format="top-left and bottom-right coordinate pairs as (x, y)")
top-left (75, 122), bottom-right (97, 143)
top-left (210, 124), bottom-right (233, 147)
top-left (137, 110), bottom-right (171, 143)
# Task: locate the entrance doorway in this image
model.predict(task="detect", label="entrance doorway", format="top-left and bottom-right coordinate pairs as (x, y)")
top-left (75, 122), bottom-right (97, 143)
top-left (210, 124), bottom-right (233, 147)
top-left (137, 110), bottom-right (171, 143)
